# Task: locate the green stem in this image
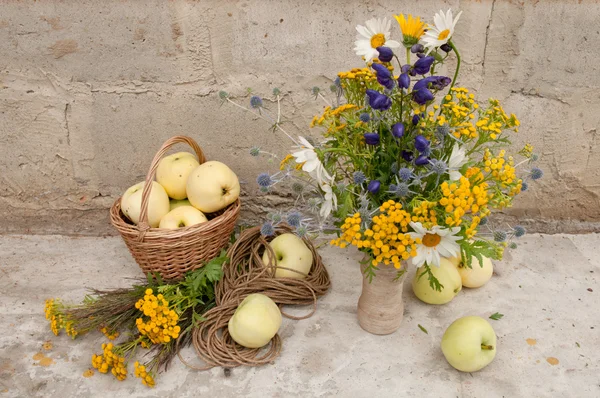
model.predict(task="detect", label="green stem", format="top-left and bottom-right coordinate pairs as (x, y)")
top-left (481, 344), bottom-right (494, 350)
top-left (448, 41), bottom-right (461, 90)
top-left (406, 47), bottom-right (411, 65)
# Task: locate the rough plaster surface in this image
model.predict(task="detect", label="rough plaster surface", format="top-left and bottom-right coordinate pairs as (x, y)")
top-left (1, 0), bottom-right (600, 235)
top-left (0, 233), bottom-right (598, 396)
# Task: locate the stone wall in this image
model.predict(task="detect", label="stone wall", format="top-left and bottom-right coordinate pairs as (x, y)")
top-left (1, 0), bottom-right (599, 235)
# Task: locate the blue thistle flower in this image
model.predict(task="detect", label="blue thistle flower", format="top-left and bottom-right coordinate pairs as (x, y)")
top-left (260, 186), bottom-right (269, 193)
top-left (287, 211), bottom-right (302, 227)
top-left (218, 90), bottom-right (228, 100)
top-left (509, 242), bottom-right (518, 249)
top-left (493, 231), bottom-right (507, 242)
top-left (272, 87), bottom-right (281, 96)
top-left (269, 213), bottom-right (282, 224)
top-left (250, 96), bottom-right (263, 109)
top-left (531, 154), bottom-right (539, 162)
top-left (260, 222), bottom-right (275, 237)
top-left (334, 77), bottom-right (341, 88)
top-left (256, 172), bottom-right (273, 187)
top-left (390, 162), bottom-right (399, 174)
top-left (359, 113), bottom-right (371, 123)
top-left (330, 84), bottom-right (338, 93)
top-left (307, 197), bottom-right (320, 212)
top-left (521, 182), bottom-right (529, 192)
top-left (295, 225), bottom-right (308, 238)
top-left (291, 182), bottom-right (304, 194)
top-left (530, 167), bottom-right (544, 180)
top-left (249, 147), bottom-right (261, 157)
top-left (353, 171), bottom-right (366, 184)
top-left (436, 124), bottom-right (450, 138)
top-left (430, 159), bottom-right (448, 176)
top-left (398, 167), bottom-right (413, 181)
top-left (312, 86), bottom-right (320, 98)
top-left (479, 217), bottom-right (488, 226)
top-left (392, 182), bottom-right (411, 197)
top-left (513, 225), bottom-right (526, 237)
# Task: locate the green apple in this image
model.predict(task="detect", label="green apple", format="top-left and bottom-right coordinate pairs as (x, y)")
top-left (441, 316), bottom-right (497, 372)
top-left (186, 161), bottom-right (240, 213)
top-left (169, 198), bottom-right (192, 211)
top-left (228, 294), bottom-right (282, 348)
top-left (158, 206), bottom-right (208, 229)
top-left (456, 255), bottom-right (493, 288)
top-left (412, 258), bottom-right (462, 304)
top-left (121, 181), bottom-right (170, 228)
top-left (156, 152), bottom-right (199, 200)
top-left (262, 233), bottom-right (313, 279)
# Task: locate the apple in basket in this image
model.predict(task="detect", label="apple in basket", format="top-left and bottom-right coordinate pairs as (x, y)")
top-left (159, 206), bottom-right (208, 229)
top-left (186, 161), bottom-right (240, 213)
top-left (262, 233), bottom-right (313, 279)
top-left (169, 198), bottom-right (192, 211)
top-left (121, 181), bottom-right (170, 228)
top-left (156, 152), bottom-right (200, 200)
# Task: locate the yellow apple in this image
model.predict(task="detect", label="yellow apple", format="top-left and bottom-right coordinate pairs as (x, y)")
top-left (156, 152), bottom-right (200, 200)
top-left (169, 199), bottom-right (191, 211)
top-left (456, 255), bottom-right (493, 288)
top-left (441, 316), bottom-right (497, 372)
top-left (412, 258), bottom-right (462, 305)
top-left (159, 206), bottom-right (208, 229)
top-left (262, 233), bottom-right (313, 279)
top-left (121, 181), bottom-right (170, 228)
top-left (228, 294), bottom-right (282, 348)
top-left (186, 161), bottom-right (240, 213)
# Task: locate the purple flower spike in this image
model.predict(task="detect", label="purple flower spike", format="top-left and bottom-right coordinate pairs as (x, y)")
top-left (364, 132), bottom-right (380, 145)
top-left (392, 123), bottom-right (405, 139)
top-left (368, 180), bottom-right (381, 194)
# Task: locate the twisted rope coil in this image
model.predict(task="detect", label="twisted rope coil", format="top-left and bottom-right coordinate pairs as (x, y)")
top-left (178, 225), bottom-right (331, 370)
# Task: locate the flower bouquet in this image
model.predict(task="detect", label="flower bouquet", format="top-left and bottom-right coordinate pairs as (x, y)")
top-left (222, 9), bottom-right (542, 334)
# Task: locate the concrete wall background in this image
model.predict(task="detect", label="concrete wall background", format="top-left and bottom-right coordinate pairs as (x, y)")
top-left (1, 0), bottom-right (599, 235)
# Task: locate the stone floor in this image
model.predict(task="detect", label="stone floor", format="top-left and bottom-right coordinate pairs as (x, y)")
top-left (0, 233), bottom-right (598, 397)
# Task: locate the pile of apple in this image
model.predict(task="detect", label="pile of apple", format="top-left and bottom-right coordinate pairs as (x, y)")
top-left (228, 233), bottom-right (315, 349)
top-left (120, 152), bottom-right (240, 229)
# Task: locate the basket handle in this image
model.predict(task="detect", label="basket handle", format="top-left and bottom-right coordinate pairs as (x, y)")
top-left (138, 136), bottom-right (206, 238)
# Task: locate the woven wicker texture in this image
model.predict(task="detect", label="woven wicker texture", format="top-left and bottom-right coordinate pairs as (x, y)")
top-left (178, 225), bottom-right (331, 370)
top-left (110, 136), bottom-right (241, 281)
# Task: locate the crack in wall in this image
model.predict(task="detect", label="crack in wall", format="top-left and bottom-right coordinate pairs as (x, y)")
top-left (481, 0), bottom-right (496, 84)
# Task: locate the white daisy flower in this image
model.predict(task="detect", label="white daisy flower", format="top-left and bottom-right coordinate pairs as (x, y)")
top-left (291, 136), bottom-right (332, 185)
top-left (354, 17), bottom-right (401, 63)
top-left (448, 143), bottom-right (467, 181)
top-left (319, 182), bottom-right (338, 219)
top-left (409, 222), bottom-right (462, 268)
top-left (420, 9), bottom-right (462, 54)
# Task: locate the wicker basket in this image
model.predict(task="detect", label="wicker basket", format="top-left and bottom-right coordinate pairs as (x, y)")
top-left (110, 136), bottom-right (241, 280)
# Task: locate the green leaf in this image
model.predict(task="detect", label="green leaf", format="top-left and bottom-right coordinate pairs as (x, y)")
top-left (576, 342), bottom-right (580, 348)
top-left (418, 264), bottom-right (443, 292)
top-left (460, 239), bottom-right (500, 269)
top-left (418, 324), bottom-right (428, 334)
top-left (489, 312), bottom-right (504, 321)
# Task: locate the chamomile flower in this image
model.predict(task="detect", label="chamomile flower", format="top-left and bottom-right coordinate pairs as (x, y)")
top-left (409, 222), bottom-right (462, 268)
top-left (394, 14), bottom-right (426, 47)
top-left (291, 136), bottom-right (332, 186)
top-left (354, 18), bottom-right (401, 63)
top-left (448, 142), bottom-right (467, 181)
top-left (319, 182), bottom-right (338, 219)
top-left (420, 9), bottom-right (462, 54)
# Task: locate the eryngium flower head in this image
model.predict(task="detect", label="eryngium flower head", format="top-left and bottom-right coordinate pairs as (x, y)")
top-left (513, 225), bottom-right (526, 237)
top-left (249, 147), bottom-right (261, 157)
top-left (353, 171), bottom-right (366, 184)
top-left (250, 95), bottom-right (263, 109)
top-left (530, 167), bottom-right (543, 180)
top-left (359, 113), bottom-right (371, 123)
top-left (286, 211), bottom-right (302, 227)
top-left (398, 167), bottom-right (413, 181)
top-left (493, 230), bottom-right (507, 242)
top-left (260, 222), bottom-right (275, 237)
top-left (256, 172), bottom-right (273, 187)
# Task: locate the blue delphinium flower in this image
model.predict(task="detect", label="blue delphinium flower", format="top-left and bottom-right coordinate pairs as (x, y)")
top-left (359, 113), bottom-right (371, 123)
top-left (250, 95), bottom-right (263, 109)
top-left (364, 133), bottom-right (380, 146)
top-left (398, 167), bottom-right (413, 181)
top-left (493, 231), bottom-right (507, 242)
top-left (530, 167), bottom-right (544, 180)
top-left (411, 43), bottom-right (424, 54)
top-left (513, 225), bottom-right (526, 237)
top-left (414, 135), bottom-right (430, 153)
top-left (372, 64), bottom-right (395, 90)
top-left (402, 150), bottom-right (414, 162)
top-left (413, 76), bottom-right (451, 92)
top-left (398, 73), bottom-right (410, 89)
top-left (376, 46), bottom-right (394, 62)
top-left (365, 89), bottom-right (392, 111)
top-left (415, 155), bottom-right (429, 166)
top-left (256, 172), bottom-right (273, 188)
top-left (353, 171), bottom-right (366, 184)
top-left (440, 43), bottom-right (452, 53)
top-left (367, 180), bottom-right (381, 194)
top-left (392, 122), bottom-right (405, 139)
top-left (412, 114), bottom-right (420, 125)
top-left (260, 222), bottom-right (275, 237)
top-left (412, 88), bottom-right (434, 105)
top-left (287, 211), bottom-right (302, 227)
top-left (401, 64), bottom-right (411, 74)
top-left (413, 56), bottom-right (435, 75)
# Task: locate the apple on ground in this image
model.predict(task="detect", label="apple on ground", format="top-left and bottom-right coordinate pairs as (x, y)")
top-left (169, 199), bottom-right (192, 211)
top-left (262, 233), bottom-right (313, 279)
top-left (228, 293), bottom-right (282, 348)
top-left (156, 152), bottom-right (200, 200)
top-left (454, 255), bottom-right (494, 288)
top-left (159, 206), bottom-right (208, 229)
top-left (412, 258), bottom-right (462, 305)
top-left (186, 161), bottom-right (240, 213)
top-left (441, 316), bottom-right (497, 372)
top-left (121, 181), bottom-right (170, 228)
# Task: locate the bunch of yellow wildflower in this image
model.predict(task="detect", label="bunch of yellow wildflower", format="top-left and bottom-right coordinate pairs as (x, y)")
top-left (331, 200), bottom-right (420, 268)
top-left (337, 67), bottom-right (375, 82)
top-left (91, 343), bottom-right (127, 381)
top-left (409, 200), bottom-right (438, 227)
top-left (44, 299), bottom-right (64, 336)
top-left (100, 326), bottom-right (120, 341)
top-left (134, 361), bottom-right (155, 387)
top-left (134, 289), bottom-right (180, 345)
top-left (439, 174), bottom-right (489, 227)
top-left (483, 149), bottom-right (517, 187)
